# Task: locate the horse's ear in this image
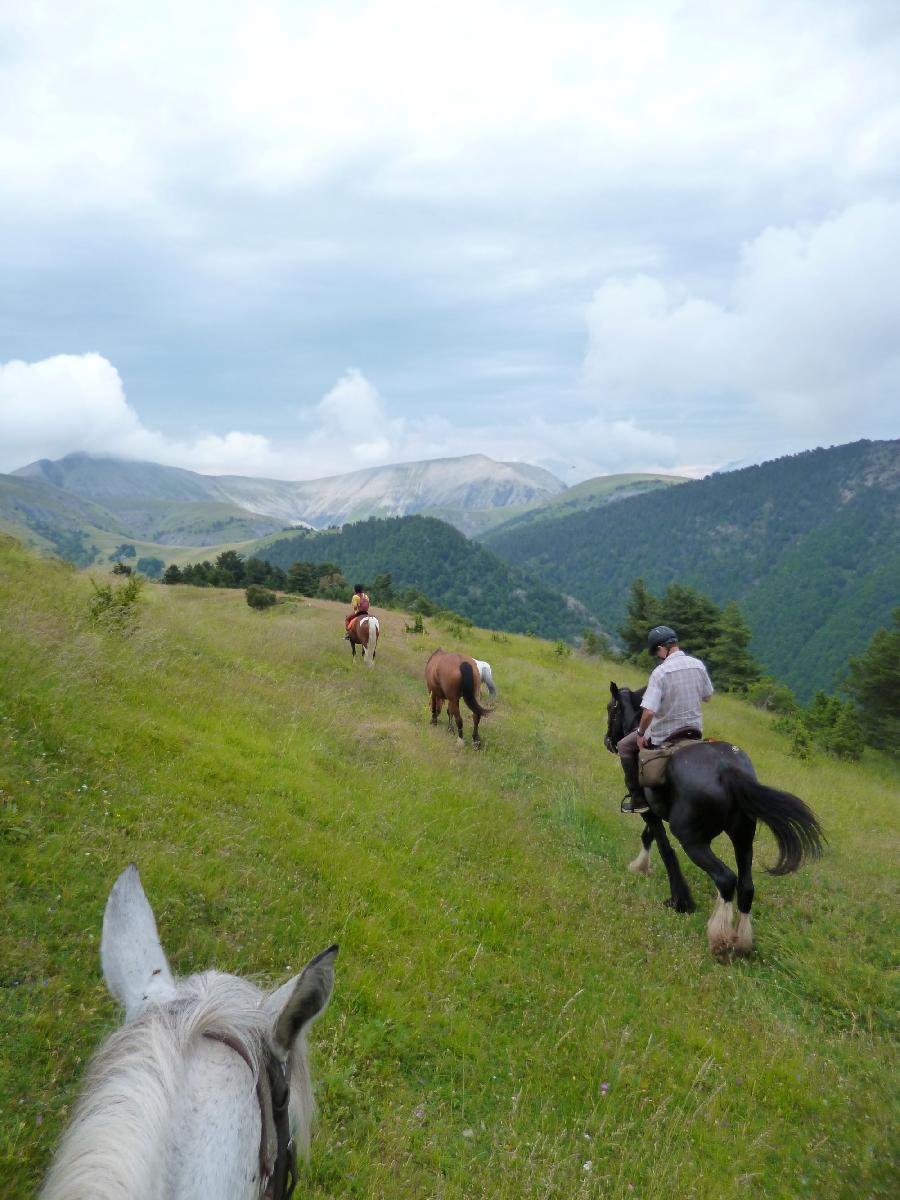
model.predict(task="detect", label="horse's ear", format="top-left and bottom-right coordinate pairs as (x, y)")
top-left (101, 864), bottom-right (176, 1022)
top-left (269, 944), bottom-right (338, 1052)
top-left (610, 682), bottom-right (620, 699)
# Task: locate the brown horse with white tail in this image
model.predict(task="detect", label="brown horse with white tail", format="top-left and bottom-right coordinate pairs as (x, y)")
top-left (425, 649), bottom-right (489, 748)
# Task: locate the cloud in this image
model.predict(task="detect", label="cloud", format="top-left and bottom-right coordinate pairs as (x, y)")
top-left (2, 1), bottom-right (896, 221)
top-left (0, 354), bottom-right (143, 469)
top-left (583, 200), bottom-right (900, 446)
top-left (0, 351), bottom-right (683, 483)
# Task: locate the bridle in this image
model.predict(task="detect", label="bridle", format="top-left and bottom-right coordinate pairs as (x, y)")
top-left (604, 688), bottom-right (641, 753)
top-left (205, 1033), bottom-right (298, 1200)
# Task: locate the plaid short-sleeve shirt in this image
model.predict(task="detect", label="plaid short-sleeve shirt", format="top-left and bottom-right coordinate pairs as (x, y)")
top-left (642, 650), bottom-right (714, 743)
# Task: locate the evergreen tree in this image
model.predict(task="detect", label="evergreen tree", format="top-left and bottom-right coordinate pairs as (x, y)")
top-left (371, 572), bottom-right (394, 604)
top-left (707, 602), bottom-right (762, 692)
top-left (846, 609), bottom-right (900, 755)
top-left (163, 564), bottom-right (183, 584)
top-left (286, 561), bottom-right (318, 596)
top-left (214, 550), bottom-right (245, 587)
top-left (244, 556), bottom-right (272, 585)
top-left (659, 582), bottom-right (721, 663)
top-left (619, 578), bottom-right (659, 657)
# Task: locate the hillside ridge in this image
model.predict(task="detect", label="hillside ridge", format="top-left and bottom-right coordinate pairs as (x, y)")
top-left (483, 438), bottom-right (900, 699)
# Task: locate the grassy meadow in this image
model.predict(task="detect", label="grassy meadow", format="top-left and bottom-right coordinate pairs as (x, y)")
top-left (0, 536), bottom-right (896, 1199)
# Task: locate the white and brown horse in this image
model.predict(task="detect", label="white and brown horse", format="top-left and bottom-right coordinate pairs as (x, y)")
top-left (40, 865), bottom-right (336, 1200)
top-left (425, 649), bottom-right (489, 748)
top-left (348, 613), bottom-right (380, 666)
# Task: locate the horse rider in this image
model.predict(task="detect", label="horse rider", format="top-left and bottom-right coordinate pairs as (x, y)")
top-left (618, 625), bottom-right (714, 814)
top-left (344, 583), bottom-right (370, 639)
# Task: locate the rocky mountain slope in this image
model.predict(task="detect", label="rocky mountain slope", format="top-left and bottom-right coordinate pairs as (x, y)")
top-left (12, 452), bottom-right (565, 537)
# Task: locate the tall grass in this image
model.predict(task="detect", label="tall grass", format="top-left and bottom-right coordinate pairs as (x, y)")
top-left (0, 537), bottom-right (896, 1198)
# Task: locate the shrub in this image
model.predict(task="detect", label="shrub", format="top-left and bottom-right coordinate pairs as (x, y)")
top-left (246, 584), bottom-right (277, 610)
top-left (111, 561), bottom-right (132, 575)
top-left (581, 628), bottom-right (617, 658)
top-left (136, 557), bottom-right (165, 579)
top-left (87, 574), bottom-right (144, 632)
top-left (746, 677), bottom-right (797, 714)
top-left (405, 613), bottom-right (426, 634)
top-left (789, 722), bottom-right (813, 761)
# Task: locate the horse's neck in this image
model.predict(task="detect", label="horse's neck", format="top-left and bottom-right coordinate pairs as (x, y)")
top-left (623, 687), bottom-right (645, 731)
top-left (43, 1036), bottom-right (263, 1200)
top-left (167, 1038), bottom-right (262, 1198)
top-left (41, 975), bottom-right (273, 1200)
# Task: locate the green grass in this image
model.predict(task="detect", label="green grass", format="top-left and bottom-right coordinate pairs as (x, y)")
top-left (0, 536), bottom-right (896, 1198)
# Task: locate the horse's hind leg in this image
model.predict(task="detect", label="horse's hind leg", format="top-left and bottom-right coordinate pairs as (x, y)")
top-left (448, 698), bottom-right (464, 746)
top-left (472, 710), bottom-right (481, 749)
top-left (731, 818), bottom-right (756, 957)
top-left (431, 692), bottom-right (443, 725)
top-left (628, 823), bottom-right (655, 876)
top-left (680, 838), bottom-right (738, 961)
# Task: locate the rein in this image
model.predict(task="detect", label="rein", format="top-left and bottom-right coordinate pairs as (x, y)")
top-left (204, 1033), bottom-right (298, 1200)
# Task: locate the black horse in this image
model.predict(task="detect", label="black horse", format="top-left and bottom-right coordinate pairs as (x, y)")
top-left (605, 682), bottom-right (824, 960)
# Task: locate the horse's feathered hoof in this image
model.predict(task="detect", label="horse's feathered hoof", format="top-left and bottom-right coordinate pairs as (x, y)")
top-left (627, 849), bottom-right (651, 875)
top-left (732, 913), bottom-right (753, 957)
top-left (707, 897), bottom-right (736, 961)
top-left (664, 895), bottom-right (696, 914)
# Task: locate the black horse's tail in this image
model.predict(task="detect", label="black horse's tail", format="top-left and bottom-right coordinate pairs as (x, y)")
top-left (459, 661), bottom-right (488, 718)
top-left (720, 765), bottom-right (824, 875)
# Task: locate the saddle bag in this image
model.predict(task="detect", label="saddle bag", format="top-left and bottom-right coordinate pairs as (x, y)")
top-left (638, 730), bottom-right (702, 788)
top-left (638, 746), bottom-right (677, 788)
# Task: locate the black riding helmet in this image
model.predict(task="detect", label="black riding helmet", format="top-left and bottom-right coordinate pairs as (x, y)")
top-left (647, 625), bottom-right (678, 654)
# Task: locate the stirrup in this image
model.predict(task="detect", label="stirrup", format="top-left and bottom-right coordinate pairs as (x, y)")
top-left (621, 793), bottom-right (649, 815)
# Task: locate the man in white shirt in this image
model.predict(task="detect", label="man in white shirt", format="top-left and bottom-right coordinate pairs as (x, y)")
top-left (619, 625), bottom-right (714, 814)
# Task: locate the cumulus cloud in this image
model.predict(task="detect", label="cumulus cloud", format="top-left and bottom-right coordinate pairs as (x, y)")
top-left (0, 353), bottom-right (285, 476)
top-left (584, 201), bottom-right (900, 446)
top-left (0, 355), bottom-right (144, 469)
top-left (0, 351), bottom-right (684, 483)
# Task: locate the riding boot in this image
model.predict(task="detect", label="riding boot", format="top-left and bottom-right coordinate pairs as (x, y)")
top-left (620, 755), bottom-right (649, 814)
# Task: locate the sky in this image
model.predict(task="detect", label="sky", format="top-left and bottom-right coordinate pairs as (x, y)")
top-left (1, 0), bottom-right (899, 484)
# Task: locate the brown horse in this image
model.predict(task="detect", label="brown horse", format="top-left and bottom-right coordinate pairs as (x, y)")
top-left (425, 649), bottom-right (489, 748)
top-left (348, 613), bottom-right (380, 666)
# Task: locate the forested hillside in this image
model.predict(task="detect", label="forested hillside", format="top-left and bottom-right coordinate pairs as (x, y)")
top-left (258, 515), bottom-right (588, 639)
top-left (483, 440), bottom-right (899, 699)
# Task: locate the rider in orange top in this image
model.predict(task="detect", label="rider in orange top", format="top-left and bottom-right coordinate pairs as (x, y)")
top-left (344, 584), bottom-right (370, 638)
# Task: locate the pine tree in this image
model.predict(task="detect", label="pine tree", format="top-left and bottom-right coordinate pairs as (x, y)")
top-left (659, 582), bottom-right (721, 662)
top-left (846, 609), bottom-right (900, 754)
top-left (214, 550), bottom-right (245, 587)
top-left (706, 601), bottom-right (762, 692)
top-left (619, 578), bottom-right (659, 658)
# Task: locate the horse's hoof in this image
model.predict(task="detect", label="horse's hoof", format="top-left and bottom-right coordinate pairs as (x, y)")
top-left (454, 739), bottom-right (464, 750)
top-left (665, 896), bottom-right (696, 914)
top-left (707, 898), bottom-right (736, 960)
top-left (627, 849), bottom-right (651, 876)
top-left (732, 913), bottom-right (753, 957)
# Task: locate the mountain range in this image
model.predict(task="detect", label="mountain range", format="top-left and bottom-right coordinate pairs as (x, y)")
top-left (2, 440), bottom-right (895, 698)
top-left (1, 452), bottom-right (682, 562)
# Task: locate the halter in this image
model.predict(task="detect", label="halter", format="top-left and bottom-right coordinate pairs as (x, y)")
top-left (205, 1033), bottom-right (298, 1200)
